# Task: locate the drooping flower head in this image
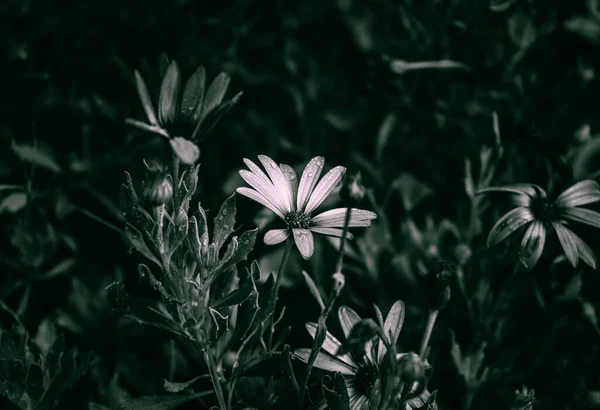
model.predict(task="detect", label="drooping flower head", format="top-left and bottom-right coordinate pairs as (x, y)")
top-left (477, 180), bottom-right (600, 270)
top-left (294, 301), bottom-right (436, 410)
top-left (236, 155), bottom-right (377, 259)
top-left (127, 57), bottom-right (242, 164)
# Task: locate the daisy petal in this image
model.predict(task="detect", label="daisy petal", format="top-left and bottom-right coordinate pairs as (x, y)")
top-left (280, 164), bottom-right (299, 203)
top-left (555, 180), bottom-right (600, 208)
top-left (293, 349), bottom-right (356, 375)
top-left (258, 155), bottom-right (294, 212)
top-left (519, 221), bottom-right (547, 270)
top-left (312, 208), bottom-right (377, 228)
top-left (305, 322), bottom-right (358, 368)
top-left (134, 70), bottom-right (158, 125)
top-left (570, 230), bottom-right (597, 269)
top-left (297, 157), bottom-right (325, 212)
top-left (239, 170), bottom-right (286, 214)
top-left (180, 65), bottom-right (206, 122)
top-left (158, 61), bottom-right (181, 124)
top-left (377, 300), bottom-right (405, 363)
top-left (476, 184), bottom-right (541, 198)
top-left (552, 222), bottom-right (579, 267)
top-left (264, 229), bottom-right (290, 245)
top-left (236, 187), bottom-right (285, 218)
top-left (560, 207), bottom-right (600, 228)
top-left (338, 306), bottom-right (361, 338)
top-left (242, 158), bottom-right (288, 211)
top-left (304, 166), bottom-right (347, 214)
top-left (293, 228), bottom-right (314, 259)
top-left (487, 207), bottom-right (535, 247)
top-left (309, 227), bottom-right (354, 239)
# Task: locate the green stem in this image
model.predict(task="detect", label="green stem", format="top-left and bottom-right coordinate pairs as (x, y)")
top-left (419, 309), bottom-right (439, 358)
top-left (335, 207), bottom-right (352, 273)
top-left (154, 205), bottom-right (166, 256)
top-left (172, 152), bottom-right (180, 205)
top-left (267, 237), bottom-right (293, 351)
top-left (201, 341), bottom-right (227, 410)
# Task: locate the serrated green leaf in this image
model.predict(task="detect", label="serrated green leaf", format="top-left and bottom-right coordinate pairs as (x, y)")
top-left (162, 375), bottom-right (204, 393)
top-left (125, 223), bottom-right (161, 267)
top-left (212, 262), bottom-right (255, 309)
top-left (118, 391), bottom-right (210, 410)
top-left (213, 194), bottom-right (236, 252)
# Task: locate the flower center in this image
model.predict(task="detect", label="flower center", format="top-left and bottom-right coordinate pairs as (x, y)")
top-left (354, 364), bottom-right (378, 397)
top-left (284, 211), bottom-right (311, 229)
top-left (531, 197), bottom-right (555, 221)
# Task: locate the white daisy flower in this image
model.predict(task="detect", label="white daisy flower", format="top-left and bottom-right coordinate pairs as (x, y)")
top-left (236, 155), bottom-right (377, 259)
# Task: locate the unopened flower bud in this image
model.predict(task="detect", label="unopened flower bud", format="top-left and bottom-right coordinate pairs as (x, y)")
top-left (341, 171), bottom-right (366, 206)
top-left (397, 352), bottom-right (425, 382)
top-left (143, 173), bottom-right (173, 206)
top-left (454, 243), bottom-right (472, 266)
top-left (421, 260), bottom-right (454, 311)
top-left (332, 272), bottom-right (345, 294)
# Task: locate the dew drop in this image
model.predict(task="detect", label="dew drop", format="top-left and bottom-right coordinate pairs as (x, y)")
top-left (308, 173), bottom-right (314, 178)
top-left (222, 209), bottom-right (228, 215)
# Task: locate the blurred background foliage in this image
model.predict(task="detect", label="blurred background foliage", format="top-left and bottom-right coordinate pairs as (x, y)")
top-left (2, 0), bottom-right (600, 408)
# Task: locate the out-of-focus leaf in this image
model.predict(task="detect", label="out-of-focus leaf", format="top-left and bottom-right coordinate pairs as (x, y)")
top-left (565, 17), bottom-right (600, 45)
top-left (11, 142), bottom-right (61, 173)
top-left (162, 376), bottom-right (204, 393)
top-left (375, 114), bottom-right (397, 163)
top-left (508, 12), bottom-right (536, 48)
top-left (391, 173), bottom-right (434, 211)
top-left (490, 0), bottom-right (516, 12)
top-left (41, 258), bottom-right (76, 280)
top-left (280, 345), bottom-right (299, 392)
top-left (118, 391), bottom-right (211, 410)
top-left (0, 192), bottom-right (27, 213)
top-left (33, 319), bottom-right (57, 355)
top-left (390, 59), bottom-right (472, 74)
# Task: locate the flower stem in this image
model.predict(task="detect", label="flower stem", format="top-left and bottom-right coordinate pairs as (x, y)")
top-left (172, 153), bottom-right (180, 205)
top-left (267, 237), bottom-right (293, 350)
top-left (419, 309), bottom-right (439, 358)
top-left (335, 207), bottom-right (352, 273)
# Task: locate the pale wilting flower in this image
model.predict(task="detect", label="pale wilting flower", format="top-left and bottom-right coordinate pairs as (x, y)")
top-left (127, 58), bottom-right (242, 164)
top-left (477, 180), bottom-right (600, 270)
top-left (294, 301), bottom-right (405, 410)
top-left (236, 155), bottom-right (377, 259)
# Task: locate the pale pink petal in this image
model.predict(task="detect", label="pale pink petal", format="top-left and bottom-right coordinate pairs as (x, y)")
top-left (264, 229), bottom-right (290, 245)
top-left (309, 227), bottom-right (354, 239)
top-left (258, 155), bottom-right (294, 212)
top-left (304, 166), bottom-right (346, 214)
top-left (555, 180), bottom-right (600, 208)
top-left (338, 306), bottom-right (361, 338)
top-left (293, 349), bottom-right (356, 375)
top-left (236, 187), bottom-right (285, 218)
top-left (305, 322), bottom-right (358, 368)
top-left (293, 228), bottom-right (314, 259)
top-left (297, 157), bottom-right (325, 212)
top-left (239, 170), bottom-right (287, 215)
top-left (312, 208), bottom-right (377, 227)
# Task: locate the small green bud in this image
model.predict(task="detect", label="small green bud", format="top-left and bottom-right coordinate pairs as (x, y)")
top-left (397, 352), bottom-right (425, 383)
top-left (341, 171), bottom-right (366, 205)
top-left (421, 260), bottom-right (454, 311)
top-left (143, 172), bottom-right (173, 206)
